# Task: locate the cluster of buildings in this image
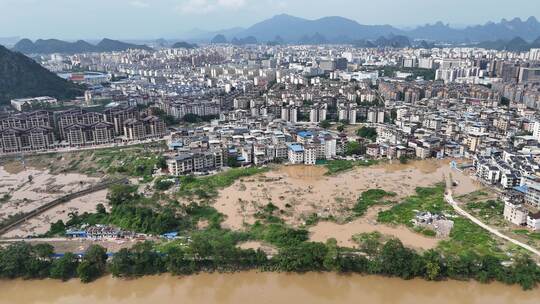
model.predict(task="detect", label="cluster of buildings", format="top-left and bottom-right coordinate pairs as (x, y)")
top-left (65, 224), bottom-right (136, 239)
top-left (0, 106), bottom-right (166, 154)
top-left (165, 120), bottom-right (343, 175)
top-left (16, 42), bottom-right (540, 232)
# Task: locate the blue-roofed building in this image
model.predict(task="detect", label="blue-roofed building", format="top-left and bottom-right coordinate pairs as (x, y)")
top-left (514, 185), bottom-right (529, 194)
top-left (297, 131), bottom-right (313, 143)
top-left (169, 141), bottom-right (183, 151)
top-left (287, 143), bottom-right (304, 164)
top-left (162, 232), bottom-right (179, 239)
top-left (65, 230), bottom-right (87, 238)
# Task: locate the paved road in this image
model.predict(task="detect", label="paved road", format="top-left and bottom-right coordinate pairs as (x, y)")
top-left (445, 174), bottom-right (540, 258)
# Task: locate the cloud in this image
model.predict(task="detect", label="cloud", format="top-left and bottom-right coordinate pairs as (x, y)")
top-left (177, 0), bottom-right (248, 14)
top-left (130, 0), bottom-right (149, 8)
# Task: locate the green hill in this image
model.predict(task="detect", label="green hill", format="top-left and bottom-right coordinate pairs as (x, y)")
top-left (0, 45), bottom-right (84, 104)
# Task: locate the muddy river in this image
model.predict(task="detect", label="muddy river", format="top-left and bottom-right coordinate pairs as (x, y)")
top-left (0, 272), bottom-right (538, 304)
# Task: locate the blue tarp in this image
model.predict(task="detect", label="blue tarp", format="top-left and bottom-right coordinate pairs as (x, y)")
top-left (514, 185), bottom-right (529, 194)
top-left (162, 232), bottom-right (179, 239)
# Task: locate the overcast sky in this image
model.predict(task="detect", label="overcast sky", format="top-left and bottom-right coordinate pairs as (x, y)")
top-left (0, 0), bottom-right (538, 39)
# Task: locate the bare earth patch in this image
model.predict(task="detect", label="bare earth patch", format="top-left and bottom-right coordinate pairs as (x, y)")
top-left (237, 241), bottom-right (278, 256)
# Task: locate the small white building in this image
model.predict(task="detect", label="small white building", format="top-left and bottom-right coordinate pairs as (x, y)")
top-left (504, 201), bottom-right (528, 226)
top-left (527, 212), bottom-right (540, 231)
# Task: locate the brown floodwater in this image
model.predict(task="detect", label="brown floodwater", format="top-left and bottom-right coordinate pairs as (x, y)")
top-left (1, 272), bottom-right (539, 304)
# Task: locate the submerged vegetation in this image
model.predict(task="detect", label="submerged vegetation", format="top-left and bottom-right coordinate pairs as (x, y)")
top-left (353, 189), bottom-right (396, 216)
top-left (377, 184), bottom-right (450, 226)
top-left (323, 159), bottom-right (378, 175)
top-left (2, 163), bottom-right (540, 290)
top-left (377, 184), bottom-right (503, 257)
top-left (1, 183), bottom-right (533, 290)
top-left (178, 167), bottom-right (269, 199)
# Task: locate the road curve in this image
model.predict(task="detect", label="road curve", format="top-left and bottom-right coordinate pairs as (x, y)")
top-left (445, 175), bottom-right (540, 258)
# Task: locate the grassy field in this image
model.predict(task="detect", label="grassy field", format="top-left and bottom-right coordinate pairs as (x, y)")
top-left (464, 199), bottom-right (505, 225)
top-left (437, 217), bottom-right (503, 257)
top-left (2, 142), bottom-right (167, 179)
top-left (513, 229), bottom-right (540, 241)
top-left (376, 184), bottom-right (503, 256)
top-left (353, 189), bottom-right (397, 216)
top-left (323, 159), bottom-right (379, 175)
top-left (459, 190), bottom-right (540, 251)
top-left (178, 167), bottom-right (269, 200)
top-left (377, 184), bottom-right (451, 226)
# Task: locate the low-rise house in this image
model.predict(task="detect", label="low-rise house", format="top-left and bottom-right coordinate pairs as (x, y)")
top-left (527, 212), bottom-right (540, 231)
top-left (503, 200), bottom-right (529, 225)
top-left (167, 150), bottom-right (223, 176)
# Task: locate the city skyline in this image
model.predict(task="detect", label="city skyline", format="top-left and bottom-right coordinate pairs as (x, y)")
top-left (0, 0), bottom-right (539, 39)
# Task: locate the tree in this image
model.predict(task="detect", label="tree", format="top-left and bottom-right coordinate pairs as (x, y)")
top-left (50, 253), bottom-right (79, 281)
top-left (357, 127), bottom-right (377, 141)
top-left (337, 124), bottom-right (345, 132)
top-left (422, 250), bottom-right (443, 281)
top-left (323, 239), bottom-right (339, 271)
top-left (109, 248), bottom-right (132, 277)
top-left (33, 243), bottom-right (54, 259)
top-left (157, 156), bottom-right (168, 170)
top-left (227, 156), bottom-right (240, 168)
top-left (77, 245), bottom-right (107, 283)
top-left (378, 239), bottom-right (422, 279)
top-left (96, 204), bottom-right (106, 215)
top-left (345, 141), bottom-right (364, 156)
top-left (356, 232), bottom-right (382, 256)
top-left (110, 242), bottom-right (164, 278)
top-left (0, 242), bottom-right (33, 278)
top-left (320, 120), bottom-right (331, 129)
top-left (107, 184), bottom-right (139, 207)
top-left (47, 220), bottom-right (66, 236)
top-left (510, 255), bottom-right (540, 290)
top-left (275, 242), bottom-right (328, 272)
top-left (399, 155), bottom-right (409, 164)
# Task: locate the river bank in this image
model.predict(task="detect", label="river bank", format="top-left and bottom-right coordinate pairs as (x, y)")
top-left (1, 272), bottom-right (539, 304)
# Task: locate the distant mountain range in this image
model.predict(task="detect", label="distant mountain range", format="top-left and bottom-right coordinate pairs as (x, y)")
top-left (0, 45), bottom-right (84, 104)
top-left (190, 14), bottom-right (540, 45)
top-left (474, 37), bottom-right (540, 52)
top-left (12, 38), bottom-right (153, 54)
top-left (171, 41), bottom-right (198, 49)
top-left (9, 15), bottom-right (540, 51)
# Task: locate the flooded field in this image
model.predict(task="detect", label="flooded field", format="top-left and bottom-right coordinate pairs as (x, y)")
top-left (215, 159), bottom-right (480, 230)
top-left (1, 272), bottom-right (538, 304)
top-left (308, 207), bottom-right (440, 250)
top-left (0, 165), bottom-right (104, 237)
top-left (2, 189), bottom-right (109, 238)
